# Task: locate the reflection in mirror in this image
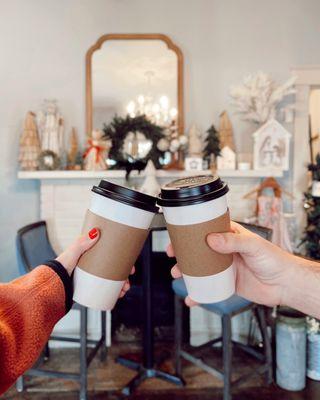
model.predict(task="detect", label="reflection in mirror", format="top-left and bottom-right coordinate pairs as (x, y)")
top-left (122, 131), bottom-right (152, 160)
top-left (92, 40), bottom-right (178, 136)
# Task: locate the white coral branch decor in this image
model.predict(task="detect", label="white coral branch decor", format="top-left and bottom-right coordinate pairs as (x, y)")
top-left (230, 72), bottom-right (296, 125)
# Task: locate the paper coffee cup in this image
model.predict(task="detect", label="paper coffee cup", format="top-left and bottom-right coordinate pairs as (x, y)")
top-left (73, 180), bottom-right (158, 310)
top-left (158, 175), bottom-right (234, 303)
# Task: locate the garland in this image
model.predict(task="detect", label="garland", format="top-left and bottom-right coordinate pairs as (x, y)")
top-left (103, 115), bottom-right (166, 169)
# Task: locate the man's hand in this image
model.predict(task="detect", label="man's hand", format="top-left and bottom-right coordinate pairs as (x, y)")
top-left (167, 221), bottom-right (300, 308)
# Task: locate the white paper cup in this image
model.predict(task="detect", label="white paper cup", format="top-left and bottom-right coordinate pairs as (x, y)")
top-left (73, 181), bottom-right (158, 310)
top-left (158, 175), bottom-right (235, 303)
top-left (182, 266), bottom-right (235, 303)
top-left (73, 267), bottom-right (125, 310)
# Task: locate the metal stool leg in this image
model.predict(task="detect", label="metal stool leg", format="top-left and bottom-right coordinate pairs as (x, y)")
top-left (79, 306), bottom-right (88, 400)
top-left (222, 315), bottom-right (232, 400)
top-left (44, 342), bottom-right (50, 361)
top-left (174, 295), bottom-right (183, 376)
top-left (16, 376), bottom-right (24, 392)
top-left (256, 306), bottom-right (273, 384)
top-left (100, 311), bottom-right (107, 361)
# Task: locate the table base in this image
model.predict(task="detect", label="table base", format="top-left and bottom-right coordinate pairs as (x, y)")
top-left (116, 356), bottom-right (185, 395)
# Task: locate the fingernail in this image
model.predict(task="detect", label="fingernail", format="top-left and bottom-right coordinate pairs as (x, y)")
top-left (89, 228), bottom-right (98, 239)
top-left (207, 233), bottom-right (224, 246)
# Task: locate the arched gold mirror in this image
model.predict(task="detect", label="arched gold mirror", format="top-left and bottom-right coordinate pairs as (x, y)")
top-left (86, 34), bottom-right (184, 142)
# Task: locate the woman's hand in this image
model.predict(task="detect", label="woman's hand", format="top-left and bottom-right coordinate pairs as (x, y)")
top-left (56, 228), bottom-right (100, 275)
top-left (56, 227), bottom-right (133, 297)
top-left (167, 221), bottom-right (301, 308)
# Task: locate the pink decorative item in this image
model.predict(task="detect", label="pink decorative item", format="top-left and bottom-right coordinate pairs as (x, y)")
top-left (257, 195), bottom-right (292, 252)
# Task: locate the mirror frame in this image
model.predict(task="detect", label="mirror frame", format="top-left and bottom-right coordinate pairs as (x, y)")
top-left (86, 33), bottom-right (184, 136)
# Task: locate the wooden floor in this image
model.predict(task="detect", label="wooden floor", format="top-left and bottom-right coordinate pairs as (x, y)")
top-left (4, 342), bottom-right (320, 399)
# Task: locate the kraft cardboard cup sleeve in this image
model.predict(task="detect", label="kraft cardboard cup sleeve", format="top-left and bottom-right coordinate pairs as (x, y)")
top-left (158, 175), bottom-right (234, 303)
top-left (73, 180), bottom-right (158, 310)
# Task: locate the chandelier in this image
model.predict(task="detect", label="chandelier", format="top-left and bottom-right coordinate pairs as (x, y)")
top-left (126, 70), bottom-right (177, 127)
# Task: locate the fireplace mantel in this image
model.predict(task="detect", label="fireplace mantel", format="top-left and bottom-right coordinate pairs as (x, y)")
top-left (18, 169), bottom-right (283, 180)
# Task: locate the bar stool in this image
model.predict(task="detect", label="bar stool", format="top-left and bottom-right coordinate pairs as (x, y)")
top-left (172, 223), bottom-right (273, 400)
top-left (15, 221), bottom-right (107, 400)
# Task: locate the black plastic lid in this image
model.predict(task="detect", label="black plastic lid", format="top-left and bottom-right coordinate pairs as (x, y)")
top-left (92, 180), bottom-right (159, 213)
top-left (157, 175), bottom-right (229, 207)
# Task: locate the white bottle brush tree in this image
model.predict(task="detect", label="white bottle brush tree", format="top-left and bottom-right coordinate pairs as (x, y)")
top-left (230, 72), bottom-right (296, 125)
top-left (140, 160), bottom-right (161, 197)
top-left (19, 111), bottom-right (41, 170)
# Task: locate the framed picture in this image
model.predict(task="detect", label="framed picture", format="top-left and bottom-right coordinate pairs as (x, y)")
top-left (184, 157), bottom-right (203, 171)
top-left (253, 119), bottom-right (291, 171)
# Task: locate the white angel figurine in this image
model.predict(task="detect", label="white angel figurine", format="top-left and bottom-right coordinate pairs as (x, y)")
top-left (37, 99), bottom-right (64, 155)
top-left (83, 130), bottom-right (110, 171)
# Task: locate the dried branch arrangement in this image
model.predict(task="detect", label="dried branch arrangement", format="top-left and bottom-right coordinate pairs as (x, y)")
top-left (230, 72), bottom-right (296, 125)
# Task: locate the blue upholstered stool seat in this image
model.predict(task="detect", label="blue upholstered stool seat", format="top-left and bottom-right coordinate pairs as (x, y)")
top-left (172, 278), bottom-right (252, 316)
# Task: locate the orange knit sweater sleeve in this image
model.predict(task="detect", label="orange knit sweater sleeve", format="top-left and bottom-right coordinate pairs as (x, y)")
top-left (0, 261), bottom-right (73, 394)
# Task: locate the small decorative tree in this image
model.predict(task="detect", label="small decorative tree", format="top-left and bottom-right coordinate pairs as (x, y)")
top-left (203, 124), bottom-right (221, 167)
top-left (67, 127), bottom-right (79, 169)
top-left (139, 160), bottom-right (161, 197)
top-left (219, 111), bottom-right (235, 151)
top-left (74, 151), bottom-right (83, 170)
top-left (19, 111), bottom-right (41, 170)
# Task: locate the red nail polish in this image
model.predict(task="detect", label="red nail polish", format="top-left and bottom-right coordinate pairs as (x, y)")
top-left (89, 228), bottom-right (98, 239)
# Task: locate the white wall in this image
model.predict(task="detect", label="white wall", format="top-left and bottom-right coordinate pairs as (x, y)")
top-left (1, 0), bottom-right (320, 280)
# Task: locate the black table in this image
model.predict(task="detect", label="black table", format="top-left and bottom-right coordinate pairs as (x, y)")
top-left (116, 214), bottom-right (185, 395)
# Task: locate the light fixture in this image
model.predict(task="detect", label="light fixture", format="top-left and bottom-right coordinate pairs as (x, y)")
top-left (125, 71), bottom-right (178, 126)
top-left (126, 101), bottom-right (136, 117)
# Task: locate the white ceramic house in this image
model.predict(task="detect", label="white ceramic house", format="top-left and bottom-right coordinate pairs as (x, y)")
top-left (217, 146), bottom-right (236, 170)
top-left (253, 119), bottom-right (291, 171)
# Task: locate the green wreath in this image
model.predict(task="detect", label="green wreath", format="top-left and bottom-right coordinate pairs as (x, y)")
top-left (103, 114), bottom-right (166, 169)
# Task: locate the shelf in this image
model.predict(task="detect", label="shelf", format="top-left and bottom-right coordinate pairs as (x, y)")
top-left (17, 169), bottom-right (284, 180)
